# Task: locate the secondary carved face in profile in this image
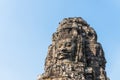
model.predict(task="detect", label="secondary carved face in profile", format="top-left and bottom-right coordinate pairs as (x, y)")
top-left (56, 38), bottom-right (76, 61)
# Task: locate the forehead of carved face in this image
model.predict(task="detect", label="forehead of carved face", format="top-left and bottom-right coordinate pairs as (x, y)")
top-left (56, 38), bottom-right (76, 53)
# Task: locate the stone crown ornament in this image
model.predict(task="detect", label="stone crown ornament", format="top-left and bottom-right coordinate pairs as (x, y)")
top-left (38, 17), bottom-right (109, 80)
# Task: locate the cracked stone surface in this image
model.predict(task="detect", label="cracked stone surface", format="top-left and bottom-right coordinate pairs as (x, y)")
top-left (38, 17), bottom-right (109, 80)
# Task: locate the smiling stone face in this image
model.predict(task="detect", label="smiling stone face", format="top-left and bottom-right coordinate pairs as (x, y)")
top-left (56, 38), bottom-right (76, 61)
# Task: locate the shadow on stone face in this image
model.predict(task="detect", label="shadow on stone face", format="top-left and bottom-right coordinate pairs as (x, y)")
top-left (38, 17), bottom-right (109, 80)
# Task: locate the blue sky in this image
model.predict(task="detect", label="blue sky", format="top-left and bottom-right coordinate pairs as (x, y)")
top-left (0, 0), bottom-right (120, 80)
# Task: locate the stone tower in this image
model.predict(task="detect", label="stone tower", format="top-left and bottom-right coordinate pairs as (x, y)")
top-left (38, 17), bottom-right (109, 80)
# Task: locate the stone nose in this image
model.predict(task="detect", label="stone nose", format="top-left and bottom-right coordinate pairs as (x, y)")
top-left (61, 49), bottom-right (67, 52)
top-left (60, 44), bottom-right (65, 49)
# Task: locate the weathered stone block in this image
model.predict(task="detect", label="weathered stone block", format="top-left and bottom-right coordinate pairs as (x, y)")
top-left (38, 17), bottom-right (109, 80)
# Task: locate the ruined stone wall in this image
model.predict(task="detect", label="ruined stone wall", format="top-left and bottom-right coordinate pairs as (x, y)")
top-left (38, 17), bottom-right (108, 80)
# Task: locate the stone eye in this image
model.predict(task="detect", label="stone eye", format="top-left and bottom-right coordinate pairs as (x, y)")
top-left (58, 44), bottom-right (62, 48)
top-left (66, 42), bottom-right (71, 47)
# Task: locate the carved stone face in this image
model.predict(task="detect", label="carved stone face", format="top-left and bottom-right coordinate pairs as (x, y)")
top-left (56, 38), bottom-right (76, 61)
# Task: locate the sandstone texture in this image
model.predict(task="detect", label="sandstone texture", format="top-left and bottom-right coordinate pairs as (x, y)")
top-left (38, 17), bottom-right (109, 80)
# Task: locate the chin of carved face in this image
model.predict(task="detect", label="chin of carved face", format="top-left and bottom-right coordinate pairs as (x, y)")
top-left (56, 38), bottom-right (76, 60)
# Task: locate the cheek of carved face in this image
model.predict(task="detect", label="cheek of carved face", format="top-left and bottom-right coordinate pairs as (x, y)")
top-left (57, 38), bottom-right (76, 53)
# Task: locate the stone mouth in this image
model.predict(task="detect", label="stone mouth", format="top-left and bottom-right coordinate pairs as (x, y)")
top-left (56, 52), bottom-right (72, 63)
top-left (58, 52), bottom-right (71, 60)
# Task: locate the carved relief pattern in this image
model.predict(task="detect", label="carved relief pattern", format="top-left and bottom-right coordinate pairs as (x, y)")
top-left (38, 17), bottom-right (109, 80)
